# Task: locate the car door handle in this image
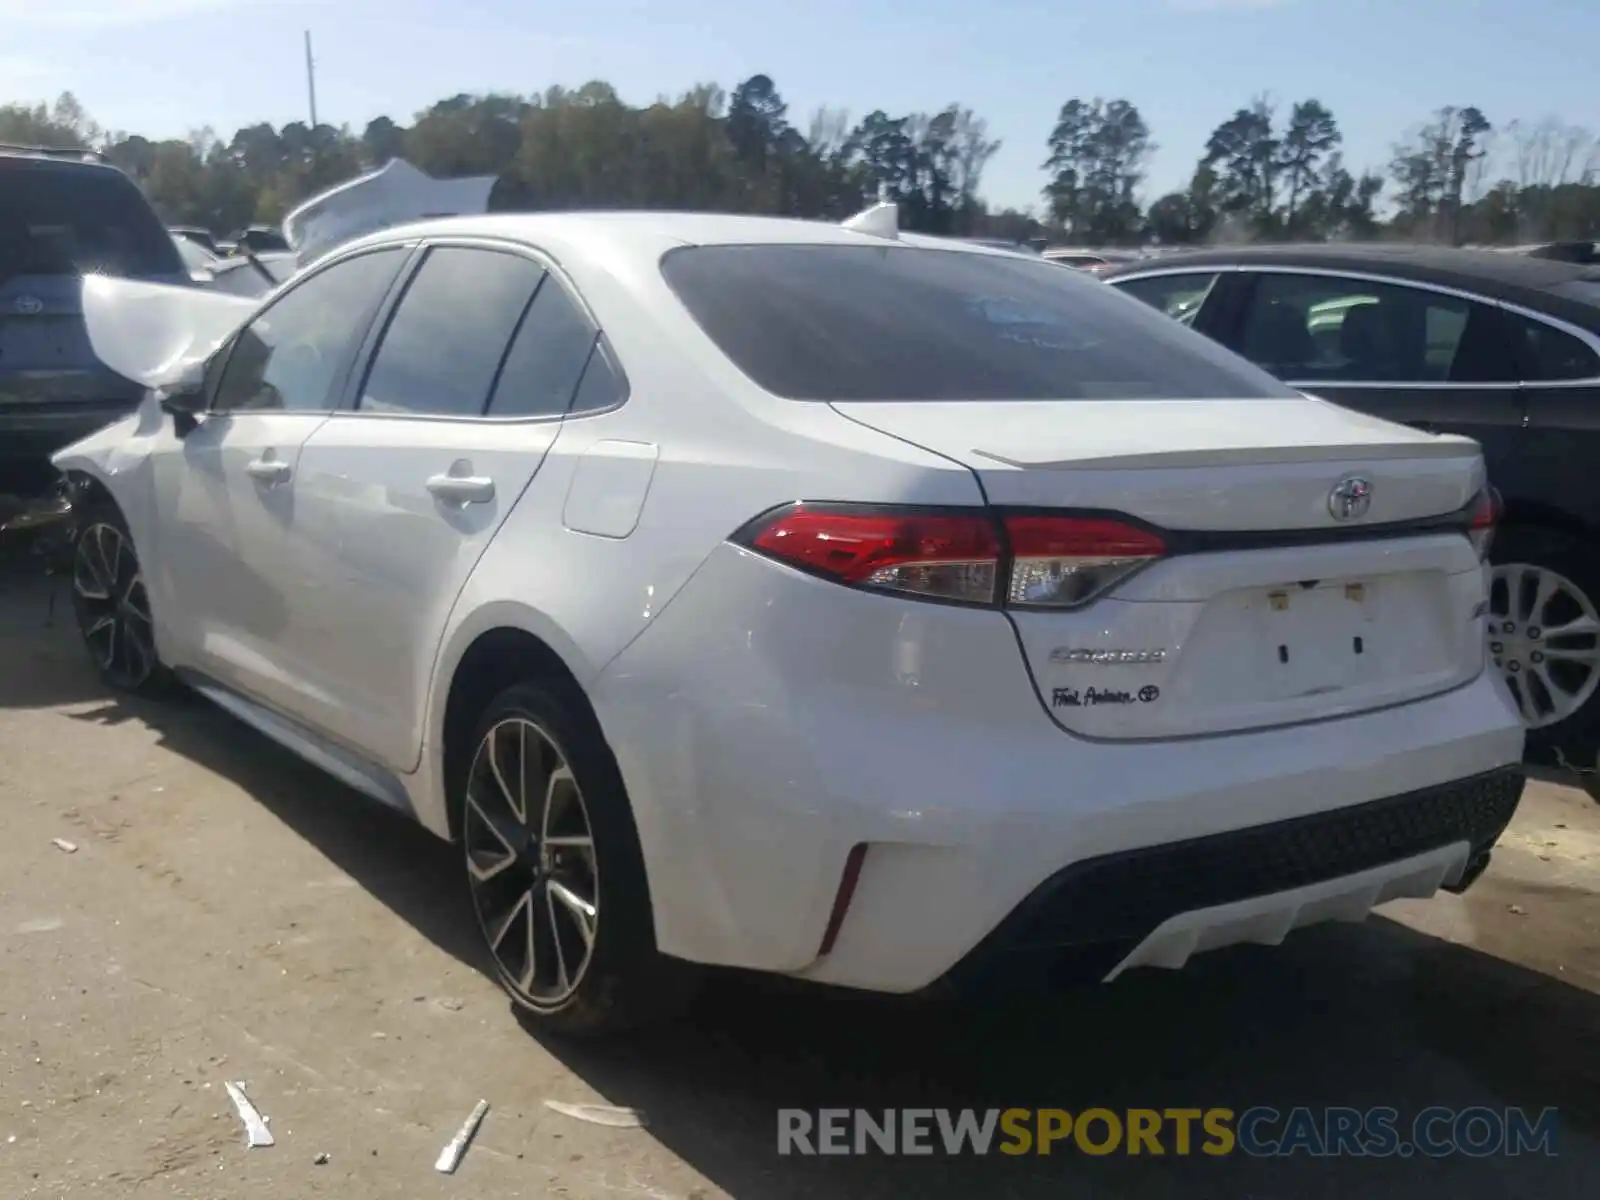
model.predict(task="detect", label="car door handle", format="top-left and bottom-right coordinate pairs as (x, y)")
top-left (426, 473), bottom-right (496, 506)
top-left (245, 457), bottom-right (292, 485)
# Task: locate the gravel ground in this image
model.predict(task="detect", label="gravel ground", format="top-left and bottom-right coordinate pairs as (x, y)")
top-left (1, 565), bottom-right (1596, 1199)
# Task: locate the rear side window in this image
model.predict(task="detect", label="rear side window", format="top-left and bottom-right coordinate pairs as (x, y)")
top-left (1505, 312), bottom-right (1600, 382)
top-left (486, 274), bottom-right (599, 418)
top-left (1233, 273), bottom-right (1517, 385)
top-left (1111, 273), bottom-right (1218, 327)
top-left (359, 247), bottom-right (545, 417)
top-left (0, 164), bottom-right (182, 281)
top-left (660, 244), bottom-right (1298, 401)
top-left (569, 335), bottom-right (627, 415)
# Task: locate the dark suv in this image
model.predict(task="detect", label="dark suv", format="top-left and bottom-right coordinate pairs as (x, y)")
top-left (0, 144), bottom-right (187, 493)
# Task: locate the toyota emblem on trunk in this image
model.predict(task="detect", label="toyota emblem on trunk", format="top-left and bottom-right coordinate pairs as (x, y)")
top-left (1328, 475), bottom-right (1373, 521)
top-left (14, 295), bottom-right (44, 315)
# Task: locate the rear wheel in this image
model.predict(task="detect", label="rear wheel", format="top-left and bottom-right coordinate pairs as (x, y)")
top-left (459, 679), bottom-right (696, 1036)
top-left (71, 506), bottom-right (170, 694)
top-left (1488, 525), bottom-right (1600, 765)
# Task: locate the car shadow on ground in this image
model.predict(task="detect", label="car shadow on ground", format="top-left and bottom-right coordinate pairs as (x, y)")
top-left (10, 567), bottom-right (1599, 1198)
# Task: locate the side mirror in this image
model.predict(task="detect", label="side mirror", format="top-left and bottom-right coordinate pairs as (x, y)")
top-left (158, 381), bottom-right (207, 437)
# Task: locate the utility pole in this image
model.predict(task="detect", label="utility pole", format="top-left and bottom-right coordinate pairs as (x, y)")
top-left (304, 30), bottom-right (318, 128)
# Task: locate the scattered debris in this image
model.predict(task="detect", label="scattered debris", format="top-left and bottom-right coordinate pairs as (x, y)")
top-left (314, 1152), bottom-right (330, 1166)
top-left (543, 1101), bottom-right (648, 1129)
top-left (435, 997), bottom-right (464, 1012)
top-left (1508, 904), bottom-right (1527, 916)
top-left (223, 1082), bottom-right (275, 1148)
top-left (435, 1099), bottom-right (490, 1175)
top-left (371, 1031), bottom-right (387, 1040)
top-left (51, 838), bottom-right (77, 854)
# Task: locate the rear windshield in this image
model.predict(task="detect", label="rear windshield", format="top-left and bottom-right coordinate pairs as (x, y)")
top-left (661, 243), bottom-right (1298, 401)
top-left (0, 165), bottom-right (182, 282)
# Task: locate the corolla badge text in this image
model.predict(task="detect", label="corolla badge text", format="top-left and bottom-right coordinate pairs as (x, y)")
top-left (1049, 648), bottom-right (1167, 665)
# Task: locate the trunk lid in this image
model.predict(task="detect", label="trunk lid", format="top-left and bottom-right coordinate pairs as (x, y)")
top-left (833, 397), bottom-right (1491, 739)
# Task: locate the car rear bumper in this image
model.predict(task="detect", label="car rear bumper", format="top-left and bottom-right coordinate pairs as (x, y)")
top-left (592, 543), bottom-right (1527, 993)
top-left (935, 767), bottom-right (1521, 992)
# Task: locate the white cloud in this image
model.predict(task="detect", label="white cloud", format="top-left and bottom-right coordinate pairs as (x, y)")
top-left (0, 0), bottom-right (284, 28)
top-left (1167, 0), bottom-right (1289, 11)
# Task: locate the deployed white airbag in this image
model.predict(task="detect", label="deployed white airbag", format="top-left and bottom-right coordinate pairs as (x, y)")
top-left (283, 158), bottom-right (497, 268)
top-left (81, 273), bottom-right (257, 391)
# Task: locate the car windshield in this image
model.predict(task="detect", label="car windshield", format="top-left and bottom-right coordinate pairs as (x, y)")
top-left (0, 166), bottom-right (182, 283)
top-left (661, 243), bottom-right (1299, 401)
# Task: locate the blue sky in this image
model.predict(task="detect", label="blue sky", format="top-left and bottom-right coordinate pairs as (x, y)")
top-left (4, 0), bottom-right (1597, 212)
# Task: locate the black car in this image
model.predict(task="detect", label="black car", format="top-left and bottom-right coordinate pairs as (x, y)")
top-left (1103, 244), bottom-right (1600, 764)
top-left (0, 144), bottom-right (189, 493)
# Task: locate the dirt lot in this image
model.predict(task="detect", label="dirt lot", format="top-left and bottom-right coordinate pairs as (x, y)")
top-left (1, 564), bottom-right (1597, 1199)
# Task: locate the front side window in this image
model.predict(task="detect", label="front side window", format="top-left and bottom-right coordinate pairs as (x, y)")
top-left (360, 246), bottom-right (547, 417)
top-left (1234, 273), bottom-right (1515, 385)
top-left (1111, 272), bottom-right (1219, 327)
top-left (212, 247), bottom-right (405, 413)
top-left (661, 244), bottom-right (1297, 401)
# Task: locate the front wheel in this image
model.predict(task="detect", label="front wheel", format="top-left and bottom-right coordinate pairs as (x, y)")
top-left (71, 507), bottom-right (170, 694)
top-left (1487, 525), bottom-right (1600, 765)
top-left (459, 679), bottom-right (697, 1036)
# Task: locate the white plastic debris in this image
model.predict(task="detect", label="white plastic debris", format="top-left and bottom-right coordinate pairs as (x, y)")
top-left (434, 1099), bottom-right (489, 1174)
top-left (543, 1100), bottom-right (648, 1128)
top-left (52, 838), bottom-right (78, 854)
top-left (223, 1081), bottom-right (275, 1147)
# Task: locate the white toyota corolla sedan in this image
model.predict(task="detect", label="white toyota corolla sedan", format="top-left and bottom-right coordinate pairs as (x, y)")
top-left (54, 209), bottom-right (1526, 1036)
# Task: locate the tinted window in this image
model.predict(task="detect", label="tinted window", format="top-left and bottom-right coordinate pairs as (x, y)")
top-left (1112, 273), bottom-right (1218, 327)
top-left (213, 248), bottom-right (405, 412)
top-left (486, 275), bottom-right (598, 418)
top-left (661, 245), bottom-right (1297, 401)
top-left (0, 165), bottom-right (181, 281)
top-left (569, 335), bottom-right (627, 415)
top-left (1235, 273), bottom-right (1514, 385)
top-left (360, 247), bottom-right (545, 417)
top-left (1505, 312), bottom-right (1600, 381)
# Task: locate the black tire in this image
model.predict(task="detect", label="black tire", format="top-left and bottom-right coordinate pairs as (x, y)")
top-left (1488, 524), bottom-right (1600, 767)
top-left (70, 504), bottom-right (174, 696)
top-left (458, 678), bottom-right (698, 1036)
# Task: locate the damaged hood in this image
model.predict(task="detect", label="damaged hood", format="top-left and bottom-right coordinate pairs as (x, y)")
top-left (81, 273), bottom-right (258, 391)
top-left (283, 157), bottom-right (497, 269)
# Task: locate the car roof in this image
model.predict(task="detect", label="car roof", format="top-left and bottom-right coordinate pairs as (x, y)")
top-left (0, 143), bottom-right (124, 173)
top-left (343, 210), bottom-right (1024, 268)
top-left (1102, 242), bottom-right (1600, 328)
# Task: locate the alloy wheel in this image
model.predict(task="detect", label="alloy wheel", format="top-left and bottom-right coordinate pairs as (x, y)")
top-left (72, 521), bottom-right (158, 687)
top-left (463, 716), bottom-right (600, 1008)
top-left (1488, 561), bottom-right (1600, 729)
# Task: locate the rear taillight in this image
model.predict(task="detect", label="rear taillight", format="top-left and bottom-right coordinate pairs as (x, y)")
top-left (742, 507), bottom-right (1000, 604)
top-left (734, 504), bottom-right (1165, 609)
top-left (1005, 515), bottom-right (1167, 608)
top-left (1468, 487), bottom-right (1501, 561)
